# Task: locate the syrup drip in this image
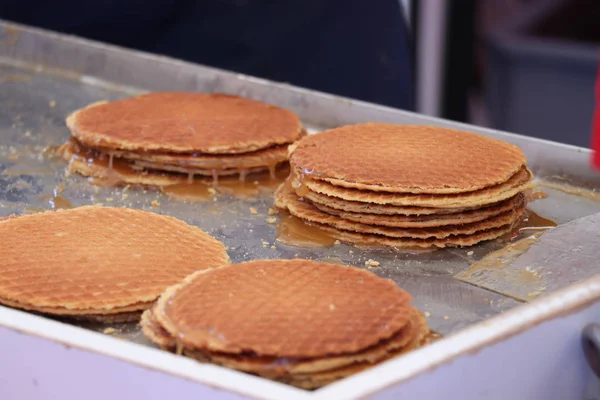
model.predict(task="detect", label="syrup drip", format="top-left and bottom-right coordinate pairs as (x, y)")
top-left (276, 213), bottom-right (337, 247)
top-left (292, 176), bottom-right (309, 197)
top-left (161, 182), bottom-right (213, 202)
top-left (162, 168), bottom-right (288, 202)
top-left (501, 209), bottom-right (557, 242)
top-left (67, 139), bottom-right (290, 197)
top-left (48, 195), bottom-right (73, 210)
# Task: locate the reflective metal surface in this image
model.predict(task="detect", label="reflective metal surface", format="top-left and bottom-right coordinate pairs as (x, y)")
top-left (1, 20), bottom-right (600, 349)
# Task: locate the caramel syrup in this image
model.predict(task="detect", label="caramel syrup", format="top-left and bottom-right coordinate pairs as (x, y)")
top-left (501, 209), bottom-right (557, 242)
top-left (48, 195), bottom-right (73, 210)
top-left (161, 182), bottom-right (213, 202)
top-left (276, 213), bottom-right (337, 247)
top-left (161, 167), bottom-right (289, 202)
top-left (67, 139), bottom-right (290, 198)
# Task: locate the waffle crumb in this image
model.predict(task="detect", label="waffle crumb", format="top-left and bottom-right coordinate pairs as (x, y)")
top-left (443, 315), bottom-right (449, 320)
top-left (266, 217), bottom-right (277, 224)
top-left (249, 207), bottom-right (258, 214)
top-left (121, 193), bottom-right (129, 200)
top-left (424, 311), bottom-right (431, 318)
top-left (49, 100), bottom-right (56, 108)
top-left (270, 245), bottom-right (276, 250)
top-left (103, 327), bottom-right (116, 335)
top-left (365, 259), bottom-right (380, 268)
top-left (208, 187), bottom-right (217, 195)
top-left (105, 197), bottom-right (114, 203)
top-left (268, 208), bottom-right (278, 215)
top-left (151, 200), bottom-right (160, 208)
top-left (262, 241), bottom-right (269, 248)
top-left (334, 240), bottom-right (341, 246)
top-left (467, 250), bottom-right (474, 256)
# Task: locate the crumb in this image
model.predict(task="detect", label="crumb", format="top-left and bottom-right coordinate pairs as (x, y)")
top-left (329, 304), bottom-right (336, 311)
top-left (123, 185), bottom-right (130, 192)
top-left (151, 200), bottom-right (160, 208)
top-left (49, 100), bottom-right (56, 108)
top-left (270, 245), bottom-right (276, 250)
top-left (268, 208), bottom-right (278, 215)
top-left (208, 187), bottom-right (217, 195)
top-left (424, 311), bottom-right (431, 318)
top-left (249, 207), bottom-right (258, 214)
top-left (365, 259), bottom-right (380, 268)
top-left (467, 250), bottom-right (474, 256)
top-left (334, 240), bottom-right (341, 246)
top-left (349, 250), bottom-right (353, 254)
top-left (443, 316), bottom-right (449, 320)
top-left (527, 291), bottom-right (540, 298)
top-left (262, 241), bottom-right (269, 248)
top-left (103, 327), bottom-right (116, 335)
top-left (121, 193), bottom-right (128, 200)
top-left (249, 229), bottom-right (253, 233)
top-left (105, 197), bottom-right (113, 202)
top-left (224, 246), bottom-right (230, 251)
top-left (266, 217), bottom-right (277, 224)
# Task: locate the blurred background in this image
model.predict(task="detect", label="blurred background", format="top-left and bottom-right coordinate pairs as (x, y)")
top-left (1, 0), bottom-right (599, 147)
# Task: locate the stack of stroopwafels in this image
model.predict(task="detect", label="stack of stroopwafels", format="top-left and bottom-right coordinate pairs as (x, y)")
top-left (59, 92), bottom-right (305, 187)
top-left (0, 206), bottom-right (229, 322)
top-left (276, 124), bottom-right (533, 248)
top-left (142, 259), bottom-right (431, 389)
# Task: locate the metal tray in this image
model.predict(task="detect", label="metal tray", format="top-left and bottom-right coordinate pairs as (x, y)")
top-left (1, 20), bottom-right (600, 400)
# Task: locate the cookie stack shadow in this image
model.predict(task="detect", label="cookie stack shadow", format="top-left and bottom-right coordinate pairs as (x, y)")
top-left (276, 124), bottom-right (534, 248)
top-left (142, 259), bottom-right (431, 389)
top-left (59, 92), bottom-right (305, 187)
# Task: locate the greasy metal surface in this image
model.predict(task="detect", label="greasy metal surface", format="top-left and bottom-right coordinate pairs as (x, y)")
top-left (1, 20), bottom-right (600, 349)
top-left (456, 212), bottom-right (600, 302)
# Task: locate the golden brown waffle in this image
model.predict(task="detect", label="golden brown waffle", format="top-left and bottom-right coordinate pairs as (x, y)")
top-left (0, 206), bottom-right (230, 320)
top-left (316, 221), bottom-right (515, 248)
top-left (143, 306), bottom-right (423, 375)
top-left (303, 188), bottom-right (480, 215)
top-left (141, 308), bottom-right (176, 349)
top-left (103, 142), bottom-right (290, 170)
top-left (271, 313), bottom-right (428, 389)
top-left (296, 166), bottom-right (533, 208)
top-left (143, 260), bottom-right (430, 389)
top-left (131, 160), bottom-right (269, 177)
top-left (60, 140), bottom-right (189, 186)
top-left (275, 182), bottom-right (524, 239)
top-left (313, 194), bottom-right (524, 228)
top-left (289, 124), bottom-right (527, 194)
top-left (154, 260), bottom-right (413, 358)
top-left (67, 93), bottom-right (304, 154)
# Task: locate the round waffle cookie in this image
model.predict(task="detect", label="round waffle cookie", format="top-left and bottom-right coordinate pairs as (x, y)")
top-left (103, 143), bottom-right (289, 170)
top-left (67, 93), bottom-right (304, 154)
top-left (153, 259), bottom-right (413, 358)
top-left (289, 124), bottom-right (527, 194)
top-left (143, 306), bottom-right (424, 375)
top-left (275, 182), bottom-right (525, 239)
top-left (0, 206), bottom-right (230, 321)
top-left (295, 166), bottom-right (533, 209)
top-left (143, 260), bottom-right (430, 389)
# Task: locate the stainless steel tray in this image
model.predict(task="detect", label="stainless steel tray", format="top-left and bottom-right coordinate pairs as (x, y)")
top-left (1, 20), bottom-right (600, 398)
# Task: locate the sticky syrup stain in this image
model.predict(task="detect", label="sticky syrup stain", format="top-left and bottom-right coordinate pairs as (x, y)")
top-left (161, 182), bottom-right (213, 202)
top-left (276, 213), bottom-right (337, 247)
top-left (161, 168), bottom-right (289, 202)
top-left (501, 209), bottom-right (557, 242)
